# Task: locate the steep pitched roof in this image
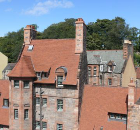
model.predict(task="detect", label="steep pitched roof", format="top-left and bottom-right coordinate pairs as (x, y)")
top-left (79, 85), bottom-right (140, 130)
top-left (87, 50), bottom-right (125, 73)
top-left (9, 39), bottom-right (79, 85)
top-left (8, 55), bottom-right (36, 77)
top-left (0, 80), bottom-right (9, 126)
top-left (2, 63), bottom-right (16, 73)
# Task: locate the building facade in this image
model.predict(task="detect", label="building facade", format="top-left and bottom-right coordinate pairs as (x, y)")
top-left (7, 18), bottom-right (87, 130)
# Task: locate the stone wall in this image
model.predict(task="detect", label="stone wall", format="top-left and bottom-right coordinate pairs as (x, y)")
top-left (35, 84), bottom-right (79, 130)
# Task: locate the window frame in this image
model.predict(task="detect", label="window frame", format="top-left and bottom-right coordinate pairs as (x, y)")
top-left (36, 121), bottom-right (40, 129)
top-left (42, 98), bottom-right (47, 106)
top-left (3, 99), bottom-right (9, 107)
top-left (108, 78), bottom-right (112, 86)
top-left (14, 80), bottom-right (19, 88)
top-left (42, 121), bottom-right (47, 129)
top-left (93, 66), bottom-right (97, 76)
top-left (88, 66), bottom-right (91, 76)
top-left (57, 124), bottom-right (63, 130)
top-left (36, 97), bottom-right (40, 105)
top-left (14, 109), bottom-right (18, 119)
top-left (24, 81), bottom-right (29, 89)
top-left (57, 76), bottom-right (63, 87)
top-left (24, 109), bottom-right (29, 120)
top-left (57, 99), bottom-right (63, 112)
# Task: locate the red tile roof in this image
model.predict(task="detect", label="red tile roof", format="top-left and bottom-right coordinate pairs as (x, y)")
top-left (0, 80), bottom-right (9, 126)
top-left (79, 85), bottom-right (140, 130)
top-left (136, 67), bottom-right (140, 79)
top-left (8, 55), bottom-right (36, 78)
top-left (10, 39), bottom-right (79, 85)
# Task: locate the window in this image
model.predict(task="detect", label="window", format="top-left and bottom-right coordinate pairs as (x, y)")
top-left (88, 67), bottom-right (91, 76)
top-left (36, 121), bottom-right (40, 129)
top-left (14, 109), bottom-right (18, 119)
top-left (108, 112), bottom-right (127, 122)
top-left (43, 98), bottom-right (47, 106)
top-left (36, 97), bottom-right (40, 105)
top-left (57, 99), bottom-right (63, 111)
top-left (42, 122), bottom-right (47, 129)
top-left (28, 45), bottom-right (34, 51)
top-left (36, 72), bottom-right (41, 77)
top-left (24, 81), bottom-right (29, 88)
top-left (57, 124), bottom-right (63, 130)
top-left (108, 65), bottom-right (113, 72)
top-left (100, 65), bottom-right (103, 72)
top-left (93, 66), bottom-right (97, 76)
top-left (14, 80), bottom-right (19, 88)
top-left (57, 76), bottom-right (63, 86)
top-left (3, 99), bottom-right (9, 107)
top-left (108, 78), bottom-right (112, 86)
top-left (24, 109), bottom-right (29, 119)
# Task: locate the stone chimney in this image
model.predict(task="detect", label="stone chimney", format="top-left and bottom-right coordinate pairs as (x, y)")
top-left (24, 25), bottom-right (37, 45)
top-left (75, 18), bottom-right (87, 54)
top-left (128, 78), bottom-right (135, 106)
top-left (123, 40), bottom-right (133, 60)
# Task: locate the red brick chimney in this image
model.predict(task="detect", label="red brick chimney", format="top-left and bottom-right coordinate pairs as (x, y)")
top-left (24, 25), bottom-right (37, 45)
top-left (128, 78), bottom-right (135, 106)
top-left (123, 40), bottom-right (133, 60)
top-left (75, 18), bottom-right (87, 54)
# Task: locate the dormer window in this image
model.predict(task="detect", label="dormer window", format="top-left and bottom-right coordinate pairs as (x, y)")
top-left (57, 76), bottom-right (63, 87)
top-left (28, 45), bottom-right (34, 51)
top-left (36, 72), bottom-right (41, 77)
top-left (108, 65), bottom-right (113, 72)
top-left (55, 66), bottom-right (67, 88)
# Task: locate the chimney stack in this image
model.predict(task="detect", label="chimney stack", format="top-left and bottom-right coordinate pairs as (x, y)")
top-left (128, 78), bottom-right (135, 106)
top-left (123, 40), bottom-right (133, 60)
top-left (24, 25), bottom-right (37, 45)
top-left (75, 18), bottom-right (87, 54)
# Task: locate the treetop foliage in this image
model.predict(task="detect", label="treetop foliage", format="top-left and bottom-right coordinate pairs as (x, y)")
top-left (0, 17), bottom-right (140, 65)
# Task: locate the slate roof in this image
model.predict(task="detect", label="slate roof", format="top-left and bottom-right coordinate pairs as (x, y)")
top-left (0, 80), bottom-right (9, 126)
top-left (87, 50), bottom-right (125, 73)
top-left (2, 63), bottom-right (16, 73)
top-left (8, 39), bottom-right (79, 85)
top-left (79, 85), bottom-right (140, 130)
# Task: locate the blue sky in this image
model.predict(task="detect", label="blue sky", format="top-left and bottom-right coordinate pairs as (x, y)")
top-left (0, 0), bottom-right (140, 37)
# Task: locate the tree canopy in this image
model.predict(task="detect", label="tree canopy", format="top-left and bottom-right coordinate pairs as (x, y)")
top-left (0, 17), bottom-right (140, 65)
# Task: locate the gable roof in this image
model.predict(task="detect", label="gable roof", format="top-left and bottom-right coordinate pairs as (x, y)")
top-left (8, 55), bottom-right (36, 78)
top-left (79, 85), bottom-right (140, 130)
top-left (0, 80), bottom-right (9, 126)
top-left (2, 63), bottom-right (16, 73)
top-left (87, 50), bottom-right (125, 73)
top-left (8, 39), bottom-right (79, 85)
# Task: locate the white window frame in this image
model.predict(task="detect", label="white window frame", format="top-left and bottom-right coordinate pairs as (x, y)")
top-left (57, 99), bottom-right (63, 111)
top-left (36, 121), bottom-right (40, 129)
top-left (14, 109), bottom-right (18, 119)
top-left (108, 78), bottom-right (112, 86)
top-left (36, 97), bottom-right (40, 105)
top-left (3, 99), bottom-right (9, 107)
top-left (24, 81), bottom-right (29, 88)
top-left (93, 66), bottom-right (97, 76)
top-left (57, 124), bottom-right (63, 130)
top-left (100, 65), bottom-right (103, 72)
top-left (88, 67), bottom-right (91, 76)
top-left (24, 109), bottom-right (29, 120)
top-left (42, 122), bottom-right (47, 129)
top-left (57, 76), bottom-right (63, 87)
top-left (42, 98), bottom-right (47, 106)
top-left (14, 80), bottom-right (19, 88)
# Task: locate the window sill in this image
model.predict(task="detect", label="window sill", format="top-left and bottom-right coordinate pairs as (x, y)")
top-left (2, 106), bottom-right (9, 109)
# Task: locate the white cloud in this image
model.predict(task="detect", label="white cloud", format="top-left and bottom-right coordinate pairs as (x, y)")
top-left (23, 0), bottom-right (74, 16)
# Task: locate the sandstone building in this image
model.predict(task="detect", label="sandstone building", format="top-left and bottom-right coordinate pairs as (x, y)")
top-left (87, 40), bottom-right (136, 87)
top-left (7, 18), bottom-right (87, 130)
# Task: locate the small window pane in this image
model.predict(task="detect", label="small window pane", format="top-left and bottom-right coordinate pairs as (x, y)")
top-left (116, 114), bottom-right (121, 119)
top-left (93, 67), bottom-right (96, 76)
top-left (36, 97), bottom-right (40, 105)
top-left (14, 80), bottom-right (19, 88)
top-left (3, 99), bottom-right (9, 107)
top-left (57, 76), bottom-right (63, 86)
top-left (24, 81), bottom-right (29, 88)
top-left (109, 113), bottom-right (115, 119)
top-left (43, 98), bottom-right (47, 106)
top-left (36, 121), bottom-right (40, 129)
top-left (42, 122), bottom-right (47, 129)
top-left (57, 124), bottom-right (63, 130)
top-left (24, 109), bottom-right (29, 119)
top-left (122, 115), bottom-right (127, 120)
top-left (108, 79), bottom-right (112, 85)
top-left (14, 109), bottom-right (18, 119)
top-left (57, 99), bottom-right (63, 111)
